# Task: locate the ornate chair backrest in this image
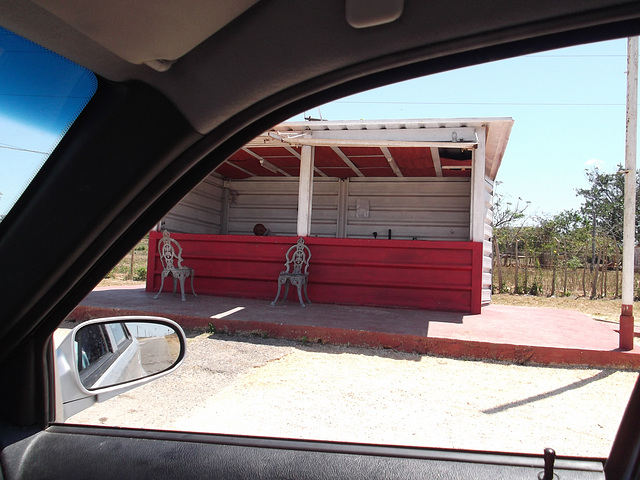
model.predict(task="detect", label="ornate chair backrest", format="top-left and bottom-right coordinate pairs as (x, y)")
top-left (283, 238), bottom-right (311, 275)
top-left (158, 230), bottom-right (185, 271)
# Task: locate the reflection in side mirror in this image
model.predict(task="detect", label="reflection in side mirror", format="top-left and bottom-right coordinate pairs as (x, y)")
top-left (55, 316), bottom-right (186, 421)
top-left (75, 321), bottom-right (182, 390)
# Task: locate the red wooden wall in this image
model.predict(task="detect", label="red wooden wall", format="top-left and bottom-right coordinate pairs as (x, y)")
top-left (146, 232), bottom-right (483, 314)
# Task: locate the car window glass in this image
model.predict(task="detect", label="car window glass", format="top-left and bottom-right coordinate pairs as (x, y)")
top-left (107, 323), bottom-right (129, 348)
top-left (55, 37), bottom-right (639, 459)
top-left (75, 324), bottom-right (112, 373)
top-left (0, 26), bottom-right (97, 221)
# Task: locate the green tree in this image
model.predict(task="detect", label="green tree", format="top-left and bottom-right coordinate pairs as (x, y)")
top-left (492, 183), bottom-right (531, 293)
top-left (576, 166), bottom-right (640, 243)
top-left (493, 181), bottom-right (531, 229)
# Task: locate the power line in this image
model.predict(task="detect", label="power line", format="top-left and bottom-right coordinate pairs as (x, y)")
top-left (0, 143), bottom-right (48, 155)
top-left (335, 101), bottom-right (631, 107)
top-left (0, 92), bottom-right (91, 99)
top-left (526, 54), bottom-right (625, 58)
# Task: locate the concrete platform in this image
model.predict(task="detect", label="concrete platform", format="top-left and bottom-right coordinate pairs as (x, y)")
top-left (69, 286), bottom-right (640, 370)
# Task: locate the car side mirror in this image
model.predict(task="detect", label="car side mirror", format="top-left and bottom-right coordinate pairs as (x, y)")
top-left (55, 316), bottom-right (186, 421)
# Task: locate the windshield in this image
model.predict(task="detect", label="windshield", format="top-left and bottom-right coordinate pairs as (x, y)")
top-left (0, 26), bottom-right (96, 221)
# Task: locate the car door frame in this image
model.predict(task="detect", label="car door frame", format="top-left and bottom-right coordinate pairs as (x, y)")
top-left (2, 2), bottom-right (640, 478)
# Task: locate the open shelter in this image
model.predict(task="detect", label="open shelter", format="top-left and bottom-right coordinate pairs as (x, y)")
top-left (146, 118), bottom-right (513, 313)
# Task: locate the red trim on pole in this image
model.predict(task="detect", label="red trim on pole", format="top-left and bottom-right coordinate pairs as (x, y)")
top-left (620, 304), bottom-right (635, 351)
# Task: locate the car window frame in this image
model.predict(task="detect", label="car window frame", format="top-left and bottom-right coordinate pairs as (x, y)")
top-left (2, 4), bottom-right (640, 478)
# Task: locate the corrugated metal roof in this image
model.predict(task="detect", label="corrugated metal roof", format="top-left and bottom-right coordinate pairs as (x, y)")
top-left (216, 117), bottom-right (513, 180)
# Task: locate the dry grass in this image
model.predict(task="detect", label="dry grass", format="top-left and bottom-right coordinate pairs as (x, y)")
top-left (492, 293), bottom-right (639, 324)
top-left (494, 265), bottom-right (633, 298)
top-left (99, 236), bottom-right (149, 286)
top-left (492, 264), bottom-right (640, 324)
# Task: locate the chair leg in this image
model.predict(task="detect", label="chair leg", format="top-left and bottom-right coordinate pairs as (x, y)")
top-left (154, 273), bottom-right (167, 299)
top-left (178, 276), bottom-right (187, 301)
top-left (303, 281), bottom-right (311, 304)
top-left (283, 281), bottom-right (290, 304)
top-left (189, 269), bottom-right (197, 297)
top-left (296, 283), bottom-right (305, 308)
top-left (172, 277), bottom-right (178, 294)
top-left (271, 279), bottom-right (283, 306)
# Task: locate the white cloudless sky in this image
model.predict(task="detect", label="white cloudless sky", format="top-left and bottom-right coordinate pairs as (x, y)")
top-left (288, 38), bottom-right (635, 220)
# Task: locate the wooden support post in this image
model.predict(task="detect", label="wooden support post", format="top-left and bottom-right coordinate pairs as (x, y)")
top-left (221, 182), bottom-right (230, 235)
top-left (470, 127), bottom-right (486, 243)
top-left (337, 179), bottom-right (348, 238)
top-left (297, 145), bottom-right (315, 237)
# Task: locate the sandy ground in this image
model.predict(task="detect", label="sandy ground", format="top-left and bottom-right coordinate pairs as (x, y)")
top-left (66, 332), bottom-right (638, 459)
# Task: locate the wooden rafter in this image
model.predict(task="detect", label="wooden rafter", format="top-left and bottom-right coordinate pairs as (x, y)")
top-left (331, 146), bottom-right (364, 177)
top-left (242, 147), bottom-right (291, 176)
top-left (221, 161), bottom-right (256, 177)
top-left (284, 146), bottom-right (329, 178)
top-left (380, 147), bottom-right (403, 177)
top-left (430, 147), bottom-right (443, 177)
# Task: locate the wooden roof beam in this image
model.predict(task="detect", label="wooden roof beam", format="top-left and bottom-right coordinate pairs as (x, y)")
top-left (430, 147), bottom-right (443, 177)
top-left (273, 135), bottom-right (477, 149)
top-left (380, 147), bottom-right (403, 177)
top-left (242, 147), bottom-right (291, 176)
top-left (219, 161), bottom-right (256, 177)
top-left (283, 145), bottom-right (328, 177)
top-left (331, 146), bottom-right (364, 177)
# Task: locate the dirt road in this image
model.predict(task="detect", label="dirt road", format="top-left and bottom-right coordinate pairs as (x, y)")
top-left (67, 332), bottom-right (638, 458)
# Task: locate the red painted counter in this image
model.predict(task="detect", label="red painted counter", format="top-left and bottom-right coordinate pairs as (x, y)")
top-left (146, 233), bottom-right (483, 313)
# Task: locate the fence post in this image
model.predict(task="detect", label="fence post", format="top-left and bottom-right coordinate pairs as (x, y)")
top-left (591, 241), bottom-right (599, 299)
top-left (599, 242), bottom-right (606, 298)
top-left (514, 238), bottom-right (519, 294)
top-left (550, 245), bottom-right (557, 297)
top-left (615, 246), bottom-right (620, 298)
top-left (524, 241), bottom-right (529, 294)
top-left (562, 239), bottom-right (568, 296)
top-left (582, 249), bottom-right (588, 297)
top-left (493, 237), bottom-right (503, 293)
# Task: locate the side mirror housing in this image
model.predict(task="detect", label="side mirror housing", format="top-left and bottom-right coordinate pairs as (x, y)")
top-left (54, 316), bottom-right (186, 421)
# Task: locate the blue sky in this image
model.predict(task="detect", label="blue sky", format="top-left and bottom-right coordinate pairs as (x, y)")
top-left (289, 38), bottom-right (633, 220)
top-left (0, 26), bottom-right (96, 217)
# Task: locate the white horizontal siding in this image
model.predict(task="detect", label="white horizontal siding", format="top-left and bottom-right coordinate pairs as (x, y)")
top-left (227, 178), bottom-right (299, 236)
top-left (166, 176), bottom-right (474, 244)
top-left (163, 175), bottom-right (224, 234)
top-left (346, 178), bottom-right (470, 240)
top-left (227, 178), bottom-right (340, 237)
top-left (482, 177), bottom-right (495, 305)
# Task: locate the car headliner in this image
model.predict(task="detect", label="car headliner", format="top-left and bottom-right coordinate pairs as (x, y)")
top-left (2, 1), bottom-right (640, 135)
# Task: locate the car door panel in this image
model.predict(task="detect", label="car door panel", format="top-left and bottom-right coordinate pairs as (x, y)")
top-left (1, 425), bottom-right (605, 480)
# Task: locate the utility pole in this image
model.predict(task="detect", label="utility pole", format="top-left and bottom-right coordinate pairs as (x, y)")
top-left (620, 36), bottom-right (638, 351)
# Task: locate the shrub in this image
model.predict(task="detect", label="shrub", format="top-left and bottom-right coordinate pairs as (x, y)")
top-left (133, 267), bottom-right (147, 281)
top-left (528, 281), bottom-right (542, 296)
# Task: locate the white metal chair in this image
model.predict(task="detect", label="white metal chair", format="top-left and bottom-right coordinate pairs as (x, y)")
top-left (271, 237), bottom-right (311, 308)
top-left (154, 230), bottom-right (197, 301)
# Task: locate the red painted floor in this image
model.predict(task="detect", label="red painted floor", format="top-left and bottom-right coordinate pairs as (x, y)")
top-left (69, 286), bottom-right (640, 369)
